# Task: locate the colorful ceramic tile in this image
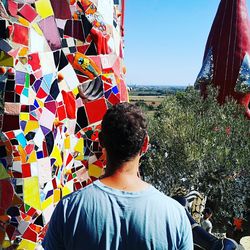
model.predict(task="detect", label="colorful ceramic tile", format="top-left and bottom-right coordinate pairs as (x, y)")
top-left (0, 51), bottom-right (14, 67)
top-left (50, 0), bottom-right (71, 20)
top-left (19, 4), bottom-right (38, 23)
top-left (38, 17), bottom-right (61, 51)
top-left (12, 23), bottom-right (29, 46)
top-left (64, 20), bottom-right (85, 42)
top-left (35, 0), bottom-right (54, 19)
top-left (0, 0), bottom-right (127, 248)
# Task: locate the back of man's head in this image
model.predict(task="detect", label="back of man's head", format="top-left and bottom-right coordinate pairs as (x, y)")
top-left (203, 207), bottom-right (213, 218)
top-left (99, 102), bottom-right (147, 173)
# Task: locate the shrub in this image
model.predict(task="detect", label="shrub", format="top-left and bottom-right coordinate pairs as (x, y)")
top-left (141, 86), bottom-right (250, 230)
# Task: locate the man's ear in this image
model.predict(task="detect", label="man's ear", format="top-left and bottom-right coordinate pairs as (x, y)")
top-left (99, 131), bottom-right (107, 162)
top-left (101, 147), bottom-right (107, 162)
top-left (141, 134), bottom-right (149, 155)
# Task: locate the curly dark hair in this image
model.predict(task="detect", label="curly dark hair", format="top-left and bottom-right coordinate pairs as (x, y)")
top-left (203, 207), bottom-right (213, 215)
top-left (99, 102), bottom-right (147, 175)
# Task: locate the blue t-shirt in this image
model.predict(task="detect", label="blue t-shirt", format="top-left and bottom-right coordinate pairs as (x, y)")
top-left (43, 180), bottom-right (193, 250)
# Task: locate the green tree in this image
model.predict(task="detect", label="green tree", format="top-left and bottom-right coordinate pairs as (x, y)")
top-left (142, 86), bottom-right (250, 230)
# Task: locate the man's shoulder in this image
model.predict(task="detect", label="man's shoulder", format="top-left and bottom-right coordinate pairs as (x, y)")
top-left (201, 219), bottom-right (212, 228)
top-left (60, 182), bottom-right (98, 204)
top-left (149, 187), bottom-right (186, 212)
top-left (207, 220), bottom-right (212, 227)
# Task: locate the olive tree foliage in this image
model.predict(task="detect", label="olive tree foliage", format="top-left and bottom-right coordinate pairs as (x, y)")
top-left (141, 86), bottom-right (250, 225)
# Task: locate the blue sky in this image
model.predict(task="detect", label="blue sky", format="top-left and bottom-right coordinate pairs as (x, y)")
top-left (124, 0), bottom-right (250, 86)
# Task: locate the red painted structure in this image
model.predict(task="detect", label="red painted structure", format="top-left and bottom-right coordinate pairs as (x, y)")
top-left (121, 0), bottom-right (125, 36)
top-left (195, 0), bottom-right (250, 117)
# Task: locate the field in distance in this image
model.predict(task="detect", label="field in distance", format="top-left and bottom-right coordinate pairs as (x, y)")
top-left (128, 84), bottom-right (186, 109)
top-left (129, 95), bottom-right (165, 107)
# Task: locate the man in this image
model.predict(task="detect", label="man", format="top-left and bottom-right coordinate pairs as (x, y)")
top-left (42, 103), bottom-right (193, 250)
top-left (201, 207), bottom-right (213, 233)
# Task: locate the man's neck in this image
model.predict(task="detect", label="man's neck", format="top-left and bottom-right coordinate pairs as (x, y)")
top-left (100, 156), bottom-right (149, 192)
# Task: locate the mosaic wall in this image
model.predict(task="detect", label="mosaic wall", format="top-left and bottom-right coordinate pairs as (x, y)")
top-left (0, 0), bottom-right (127, 248)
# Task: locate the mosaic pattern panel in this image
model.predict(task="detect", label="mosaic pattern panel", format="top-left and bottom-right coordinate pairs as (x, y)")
top-left (0, 0), bottom-right (127, 248)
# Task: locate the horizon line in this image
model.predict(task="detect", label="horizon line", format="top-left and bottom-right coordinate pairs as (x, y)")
top-left (127, 83), bottom-right (193, 87)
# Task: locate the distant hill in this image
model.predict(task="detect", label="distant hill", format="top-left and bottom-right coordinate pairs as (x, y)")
top-left (128, 84), bottom-right (188, 96)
